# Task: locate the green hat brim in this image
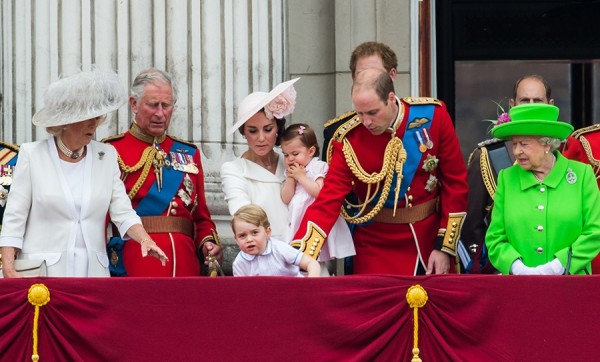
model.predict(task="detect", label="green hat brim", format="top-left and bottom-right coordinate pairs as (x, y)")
top-left (491, 120), bottom-right (573, 140)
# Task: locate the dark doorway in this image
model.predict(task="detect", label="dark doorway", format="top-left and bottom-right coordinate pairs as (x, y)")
top-left (436, 0), bottom-right (600, 160)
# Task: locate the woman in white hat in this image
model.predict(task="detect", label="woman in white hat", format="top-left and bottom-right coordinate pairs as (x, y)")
top-left (221, 78), bottom-right (299, 240)
top-left (0, 68), bottom-right (168, 277)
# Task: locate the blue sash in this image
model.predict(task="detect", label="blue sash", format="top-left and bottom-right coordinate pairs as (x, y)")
top-left (108, 140), bottom-right (195, 276)
top-left (389, 104), bottom-right (434, 206)
top-left (369, 104), bottom-right (434, 209)
top-left (136, 140), bottom-right (195, 216)
top-left (5, 155), bottom-right (17, 166)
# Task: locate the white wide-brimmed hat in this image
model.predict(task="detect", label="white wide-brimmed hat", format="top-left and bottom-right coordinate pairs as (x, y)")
top-left (228, 77), bottom-right (300, 135)
top-left (32, 68), bottom-right (127, 127)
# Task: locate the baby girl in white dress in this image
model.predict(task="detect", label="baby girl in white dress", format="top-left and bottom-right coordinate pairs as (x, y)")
top-left (280, 124), bottom-right (355, 275)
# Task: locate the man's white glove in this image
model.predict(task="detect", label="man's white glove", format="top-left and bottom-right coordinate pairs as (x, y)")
top-left (510, 259), bottom-right (543, 275)
top-left (533, 258), bottom-right (566, 275)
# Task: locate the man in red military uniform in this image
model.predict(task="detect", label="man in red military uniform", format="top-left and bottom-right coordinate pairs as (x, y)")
top-left (562, 125), bottom-right (600, 273)
top-left (292, 68), bottom-right (467, 275)
top-left (104, 68), bottom-right (222, 277)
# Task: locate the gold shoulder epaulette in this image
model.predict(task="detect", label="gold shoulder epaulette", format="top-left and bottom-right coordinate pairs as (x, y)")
top-left (571, 124), bottom-right (600, 139)
top-left (332, 115), bottom-right (361, 142)
top-left (0, 141), bottom-right (19, 153)
top-left (324, 110), bottom-right (356, 129)
top-left (169, 135), bottom-right (199, 149)
top-left (402, 97), bottom-right (442, 106)
top-left (101, 132), bottom-right (126, 143)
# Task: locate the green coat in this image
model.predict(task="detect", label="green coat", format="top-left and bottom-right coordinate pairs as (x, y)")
top-left (486, 152), bottom-right (600, 274)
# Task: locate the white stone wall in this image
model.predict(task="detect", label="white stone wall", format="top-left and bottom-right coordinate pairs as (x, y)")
top-left (1, 0), bottom-right (418, 248)
top-left (287, 0), bottom-right (413, 151)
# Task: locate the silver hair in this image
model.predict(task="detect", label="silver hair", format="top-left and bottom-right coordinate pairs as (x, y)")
top-left (539, 136), bottom-right (562, 151)
top-left (130, 68), bottom-right (178, 104)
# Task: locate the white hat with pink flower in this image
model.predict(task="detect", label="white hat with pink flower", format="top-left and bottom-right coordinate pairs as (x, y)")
top-left (228, 77), bottom-right (299, 135)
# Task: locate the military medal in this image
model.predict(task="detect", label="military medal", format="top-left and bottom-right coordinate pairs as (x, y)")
top-left (425, 174), bottom-right (438, 192)
top-left (184, 174), bottom-right (194, 195)
top-left (186, 163), bottom-right (199, 174)
top-left (566, 168), bottom-right (577, 184)
top-left (423, 128), bottom-right (434, 149)
top-left (0, 185), bottom-right (7, 207)
top-left (183, 155), bottom-right (199, 174)
top-left (415, 131), bottom-right (427, 153)
top-left (0, 165), bottom-right (13, 186)
top-left (177, 188), bottom-right (192, 206)
top-left (422, 154), bottom-right (439, 172)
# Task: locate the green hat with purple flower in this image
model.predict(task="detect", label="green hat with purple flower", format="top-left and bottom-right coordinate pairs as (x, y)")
top-left (491, 103), bottom-right (573, 140)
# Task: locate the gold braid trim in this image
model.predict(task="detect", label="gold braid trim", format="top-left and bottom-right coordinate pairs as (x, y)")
top-left (324, 110), bottom-right (356, 129)
top-left (117, 146), bottom-right (157, 199)
top-left (479, 147), bottom-right (497, 199)
top-left (327, 115), bottom-right (361, 163)
top-left (579, 136), bottom-right (600, 180)
top-left (340, 136), bottom-right (407, 224)
top-left (570, 123), bottom-right (600, 139)
top-left (0, 141), bottom-right (19, 153)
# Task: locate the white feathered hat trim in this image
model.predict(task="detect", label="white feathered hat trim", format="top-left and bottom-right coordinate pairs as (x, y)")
top-left (32, 68), bottom-right (127, 127)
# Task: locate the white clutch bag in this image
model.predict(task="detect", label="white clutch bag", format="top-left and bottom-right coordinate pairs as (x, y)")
top-left (0, 259), bottom-right (47, 278)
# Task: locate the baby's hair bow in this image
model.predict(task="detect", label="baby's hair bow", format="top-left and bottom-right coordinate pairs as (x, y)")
top-left (298, 126), bottom-right (306, 135)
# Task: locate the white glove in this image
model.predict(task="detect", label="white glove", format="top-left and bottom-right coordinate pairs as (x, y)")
top-left (510, 259), bottom-right (542, 275)
top-left (533, 258), bottom-right (565, 275)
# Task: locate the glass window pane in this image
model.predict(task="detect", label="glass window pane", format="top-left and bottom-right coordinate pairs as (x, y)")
top-left (454, 61), bottom-right (571, 162)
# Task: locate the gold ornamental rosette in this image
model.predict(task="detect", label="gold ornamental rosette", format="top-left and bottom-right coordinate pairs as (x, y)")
top-left (406, 285), bottom-right (428, 362)
top-left (28, 283), bottom-right (51, 362)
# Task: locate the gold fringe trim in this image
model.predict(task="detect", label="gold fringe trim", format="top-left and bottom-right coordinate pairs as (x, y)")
top-left (340, 135), bottom-right (406, 224)
top-left (579, 136), bottom-right (600, 181)
top-left (117, 147), bottom-right (156, 200)
top-left (28, 283), bottom-right (51, 362)
top-left (479, 147), bottom-right (497, 199)
top-left (406, 285), bottom-right (428, 362)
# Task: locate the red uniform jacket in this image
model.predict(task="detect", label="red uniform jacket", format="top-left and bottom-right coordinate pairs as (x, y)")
top-left (105, 127), bottom-right (218, 276)
top-left (292, 98), bottom-right (468, 275)
top-left (562, 124), bottom-right (600, 273)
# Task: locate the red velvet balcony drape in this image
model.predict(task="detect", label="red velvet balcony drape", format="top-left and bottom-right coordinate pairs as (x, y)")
top-left (0, 275), bottom-right (598, 361)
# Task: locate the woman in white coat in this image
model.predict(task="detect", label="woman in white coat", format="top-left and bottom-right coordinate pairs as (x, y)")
top-left (0, 69), bottom-right (168, 277)
top-left (221, 79), bottom-right (299, 240)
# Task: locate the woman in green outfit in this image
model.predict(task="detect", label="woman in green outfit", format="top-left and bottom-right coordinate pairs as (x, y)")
top-left (486, 103), bottom-right (600, 275)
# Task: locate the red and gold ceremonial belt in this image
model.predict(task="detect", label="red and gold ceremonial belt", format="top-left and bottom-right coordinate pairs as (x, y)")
top-left (368, 197), bottom-right (438, 224)
top-left (112, 216), bottom-right (195, 239)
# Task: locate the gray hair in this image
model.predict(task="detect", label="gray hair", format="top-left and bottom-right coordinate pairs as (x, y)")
top-left (130, 68), bottom-right (178, 104)
top-left (539, 136), bottom-right (562, 152)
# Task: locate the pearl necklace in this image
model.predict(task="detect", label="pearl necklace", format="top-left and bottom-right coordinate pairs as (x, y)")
top-left (57, 137), bottom-right (84, 159)
top-left (532, 154), bottom-right (556, 183)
